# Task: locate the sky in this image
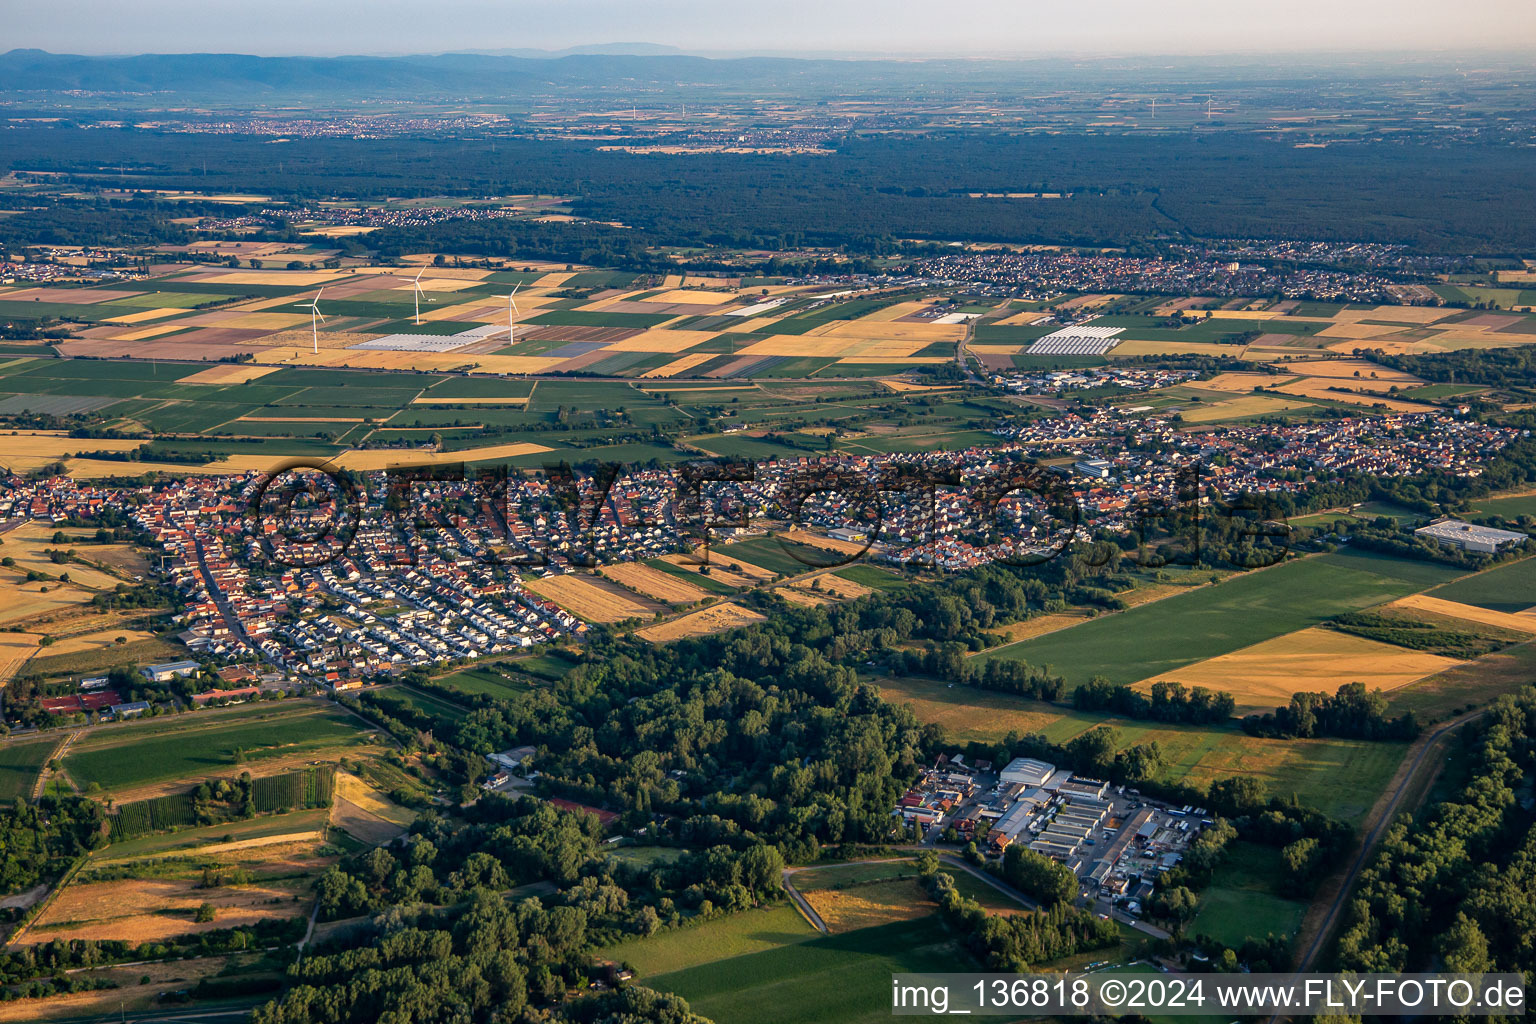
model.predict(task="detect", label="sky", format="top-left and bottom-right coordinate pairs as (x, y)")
top-left (5, 0), bottom-right (1535, 57)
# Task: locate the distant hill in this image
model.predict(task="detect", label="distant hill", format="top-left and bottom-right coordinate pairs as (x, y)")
top-left (0, 48), bottom-right (883, 102)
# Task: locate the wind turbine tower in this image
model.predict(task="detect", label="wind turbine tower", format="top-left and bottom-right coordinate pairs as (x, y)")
top-left (297, 288), bottom-right (325, 355)
top-left (412, 268), bottom-right (431, 325)
top-left (508, 283), bottom-right (521, 345)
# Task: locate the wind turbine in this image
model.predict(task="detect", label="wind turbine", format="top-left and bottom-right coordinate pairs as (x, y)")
top-left (507, 283), bottom-right (521, 345)
top-left (412, 268), bottom-right (432, 325)
top-left (1206, 98), bottom-right (1213, 121)
top-left (1150, 98), bottom-right (1156, 119)
top-left (296, 288), bottom-right (325, 355)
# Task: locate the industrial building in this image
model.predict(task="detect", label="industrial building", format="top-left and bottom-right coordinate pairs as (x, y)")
top-left (1414, 519), bottom-right (1527, 554)
top-left (1000, 757), bottom-right (1057, 788)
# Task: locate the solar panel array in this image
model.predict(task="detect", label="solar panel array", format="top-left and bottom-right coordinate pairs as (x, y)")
top-left (1027, 326), bottom-right (1125, 355)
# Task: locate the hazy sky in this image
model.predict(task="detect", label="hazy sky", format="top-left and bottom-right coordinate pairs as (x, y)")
top-left (6, 0), bottom-right (1535, 57)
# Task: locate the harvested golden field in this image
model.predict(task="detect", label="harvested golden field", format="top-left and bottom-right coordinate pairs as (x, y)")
top-left (63, 457), bottom-right (223, 478)
top-left (216, 312), bottom-right (311, 331)
top-left (1315, 322), bottom-right (1408, 340)
top-left (994, 309), bottom-right (1051, 326)
top-left (802, 879), bottom-right (936, 933)
top-left (0, 632), bottom-right (40, 682)
top-left (641, 352), bottom-right (717, 378)
top-left (878, 676), bottom-right (1066, 741)
top-left (24, 876), bottom-right (308, 945)
top-left (804, 573), bottom-right (874, 600)
top-left (257, 330), bottom-right (383, 354)
top-left (1270, 380), bottom-right (1434, 412)
top-left (179, 363), bottom-right (280, 384)
top-left (329, 771), bottom-right (415, 844)
top-left (782, 528), bottom-right (872, 556)
top-left (1267, 358), bottom-right (1420, 382)
top-left (654, 554), bottom-right (756, 589)
top-left (1136, 626), bottom-right (1463, 710)
top-left (0, 577), bottom-right (95, 624)
top-left (1057, 293), bottom-right (1118, 311)
top-left (858, 301), bottom-right (933, 322)
top-left (104, 307), bottom-right (186, 325)
top-left (1386, 594), bottom-right (1536, 634)
top-left (695, 553), bottom-right (778, 582)
top-left (459, 355), bottom-right (569, 374)
top-left (807, 320), bottom-right (966, 342)
top-left (108, 324), bottom-right (189, 342)
top-left (329, 442), bottom-right (550, 471)
top-left (1202, 372), bottom-right (1299, 393)
top-left (984, 611), bottom-right (1092, 644)
top-left (600, 562), bottom-right (712, 604)
top-left (1177, 394), bottom-right (1320, 422)
top-left (38, 626), bottom-right (156, 657)
top-left (635, 603), bottom-right (767, 642)
top-left (334, 771), bottom-right (417, 827)
top-left (648, 288), bottom-right (737, 304)
top-left (526, 572), bottom-right (663, 623)
top-left (775, 586), bottom-right (833, 607)
top-left (880, 380), bottom-right (963, 393)
top-left (0, 523), bottom-right (125, 589)
top-left (1342, 305), bottom-right (1456, 324)
top-left (1114, 339), bottom-right (1244, 357)
top-left (732, 336), bottom-right (864, 358)
top-left (602, 329), bottom-right (715, 353)
top-left (1208, 309), bottom-right (1284, 320)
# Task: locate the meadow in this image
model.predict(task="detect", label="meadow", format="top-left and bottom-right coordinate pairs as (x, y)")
top-left (369, 686), bottom-right (471, 731)
top-left (1428, 556), bottom-right (1536, 614)
top-left (63, 703), bottom-right (373, 792)
top-left (980, 553), bottom-right (1460, 688)
top-left (874, 674), bottom-right (1404, 824)
top-left (604, 904), bottom-right (817, 976)
top-left (646, 917), bottom-right (973, 1024)
top-left (0, 737), bottom-right (56, 801)
top-left (435, 665), bottom-right (532, 700)
top-left (1188, 842), bottom-right (1308, 948)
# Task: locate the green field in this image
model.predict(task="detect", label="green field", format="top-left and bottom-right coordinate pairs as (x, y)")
top-left (606, 846), bottom-right (688, 868)
top-left (0, 738), bottom-right (55, 801)
top-left (980, 554), bottom-right (1460, 688)
top-left (646, 558), bottom-right (740, 595)
top-left (63, 703), bottom-right (374, 791)
top-left (95, 807), bottom-right (332, 860)
top-left (647, 917), bottom-right (974, 1024)
top-left (875, 674), bottom-right (1405, 823)
top-left (435, 666), bottom-right (531, 700)
top-left (714, 536), bottom-right (832, 576)
top-left (1189, 842), bottom-right (1308, 948)
top-left (605, 905), bottom-right (818, 977)
top-left (372, 686), bottom-right (471, 730)
top-left (833, 564), bottom-right (909, 591)
top-left (1469, 493), bottom-right (1536, 520)
top-left (1428, 556), bottom-right (1536, 613)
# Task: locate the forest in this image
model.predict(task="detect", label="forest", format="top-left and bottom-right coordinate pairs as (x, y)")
top-left (1334, 687), bottom-right (1536, 980)
top-left (1240, 682), bottom-right (1421, 741)
top-left (6, 128), bottom-right (1536, 253)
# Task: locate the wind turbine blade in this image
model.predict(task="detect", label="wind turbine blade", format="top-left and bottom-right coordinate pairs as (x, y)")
top-left (414, 268), bottom-right (424, 282)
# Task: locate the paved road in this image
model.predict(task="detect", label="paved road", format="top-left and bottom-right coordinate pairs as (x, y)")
top-left (194, 536), bottom-right (258, 655)
top-left (780, 869), bottom-right (829, 933)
